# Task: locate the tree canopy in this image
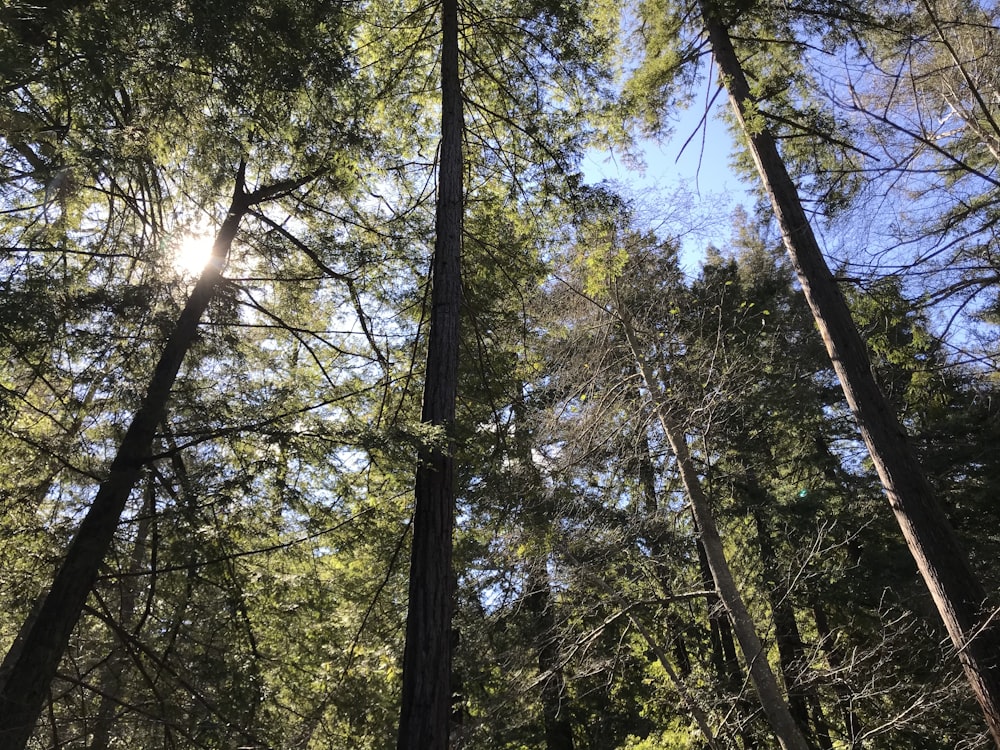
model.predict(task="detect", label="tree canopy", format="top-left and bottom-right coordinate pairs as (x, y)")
top-left (2, 0), bottom-right (999, 748)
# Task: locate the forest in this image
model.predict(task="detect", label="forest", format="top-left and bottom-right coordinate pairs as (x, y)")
top-left (1, 0), bottom-right (999, 748)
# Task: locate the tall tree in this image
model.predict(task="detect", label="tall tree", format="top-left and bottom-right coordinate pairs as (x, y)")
top-left (693, 2), bottom-right (1000, 743)
top-left (0, 0), bottom-right (364, 744)
top-left (395, 0), bottom-right (464, 746)
top-left (617, 310), bottom-right (811, 750)
top-left (551, 194), bottom-right (812, 750)
top-left (0, 165), bottom-right (332, 748)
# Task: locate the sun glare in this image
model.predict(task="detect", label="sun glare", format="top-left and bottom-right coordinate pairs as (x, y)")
top-left (173, 231), bottom-right (215, 276)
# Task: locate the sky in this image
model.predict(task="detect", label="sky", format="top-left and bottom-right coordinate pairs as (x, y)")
top-left (581, 96), bottom-right (755, 273)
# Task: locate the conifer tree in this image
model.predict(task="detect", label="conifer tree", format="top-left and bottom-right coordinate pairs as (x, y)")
top-left (695, 3), bottom-right (1000, 743)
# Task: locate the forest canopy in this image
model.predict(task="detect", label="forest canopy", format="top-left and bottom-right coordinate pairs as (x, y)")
top-left (1, 0), bottom-right (999, 748)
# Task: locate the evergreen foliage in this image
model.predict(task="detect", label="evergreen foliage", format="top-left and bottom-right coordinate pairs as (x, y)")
top-left (1, 0), bottom-right (999, 748)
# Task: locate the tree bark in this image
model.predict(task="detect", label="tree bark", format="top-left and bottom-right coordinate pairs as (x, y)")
top-left (395, 0), bottom-right (463, 747)
top-left (618, 311), bottom-right (811, 750)
top-left (0, 167), bottom-right (251, 750)
top-left (699, 7), bottom-right (1000, 745)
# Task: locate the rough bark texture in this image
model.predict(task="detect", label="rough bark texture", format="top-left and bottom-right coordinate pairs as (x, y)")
top-left (619, 312), bottom-right (811, 750)
top-left (0, 170), bottom-right (251, 750)
top-left (395, 1), bottom-right (463, 747)
top-left (700, 8), bottom-right (1000, 745)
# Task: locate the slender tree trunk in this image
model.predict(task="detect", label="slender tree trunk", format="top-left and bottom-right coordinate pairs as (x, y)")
top-left (695, 530), bottom-right (760, 749)
top-left (745, 486), bottom-right (831, 750)
top-left (524, 565), bottom-right (575, 750)
top-left (699, 8), bottom-right (1000, 744)
top-left (635, 440), bottom-right (695, 679)
top-left (812, 602), bottom-right (863, 749)
top-left (750, 506), bottom-right (811, 736)
top-left (395, 0), bottom-right (463, 747)
top-left (618, 311), bottom-right (811, 750)
top-left (0, 168), bottom-right (251, 750)
top-left (695, 528), bottom-right (741, 686)
top-left (87, 477), bottom-right (154, 750)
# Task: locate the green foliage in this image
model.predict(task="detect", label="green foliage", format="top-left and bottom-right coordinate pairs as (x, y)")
top-left (621, 0), bottom-right (701, 137)
top-left (619, 723), bottom-right (701, 750)
top-left (847, 276), bottom-right (945, 418)
top-left (2, 1), bottom-right (1000, 749)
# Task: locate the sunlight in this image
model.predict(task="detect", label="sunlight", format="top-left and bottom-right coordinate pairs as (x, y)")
top-left (172, 230), bottom-right (215, 276)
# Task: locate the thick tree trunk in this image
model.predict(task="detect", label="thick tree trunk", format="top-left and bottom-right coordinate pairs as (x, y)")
top-left (0, 168), bottom-right (251, 750)
top-left (618, 312), bottom-right (811, 750)
top-left (395, 1), bottom-right (463, 748)
top-left (699, 9), bottom-right (1000, 745)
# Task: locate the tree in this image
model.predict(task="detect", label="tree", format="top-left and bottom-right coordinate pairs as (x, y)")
top-left (395, 0), bottom-right (464, 746)
top-left (694, 3), bottom-right (1000, 743)
top-left (0, 0), bottom-right (364, 744)
top-left (616, 293), bottom-right (812, 750)
top-left (5, 0), bottom-right (1000, 747)
top-left (541, 192), bottom-right (812, 750)
top-left (0, 164), bottom-right (337, 748)
top-left (393, 0), bottom-right (616, 745)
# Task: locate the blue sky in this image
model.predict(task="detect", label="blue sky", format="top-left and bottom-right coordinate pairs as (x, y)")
top-left (582, 97), bottom-right (754, 271)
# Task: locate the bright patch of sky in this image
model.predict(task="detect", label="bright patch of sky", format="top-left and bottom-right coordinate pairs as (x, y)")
top-left (582, 97), bottom-right (755, 272)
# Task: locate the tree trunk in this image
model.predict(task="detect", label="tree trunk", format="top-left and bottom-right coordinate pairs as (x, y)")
top-left (745, 484), bottom-right (832, 750)
top-left (0, 168), bottom-right (251, 750)
top-left (699, 8), bottom-right (1000, 745)
top-left (750, 506), bottom-right (811, 735)
top-left (812, 601), bottom-right (863, 749)
top-left (695, 529), bottom-right (741, 686)
top-left (524, 565), bottom-right (575, 750)
top-left (395, 0), bottom-right (464, 747)
top-left (635, 440), bottom-right (694, 680)
top-left (618, 311), bottom-right (811, 750)
top-left (695, 531), bottom-right (759, 749)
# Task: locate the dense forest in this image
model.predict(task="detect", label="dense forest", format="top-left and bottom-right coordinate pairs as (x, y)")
top-left (2, 0), bottom-right (999, 748)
